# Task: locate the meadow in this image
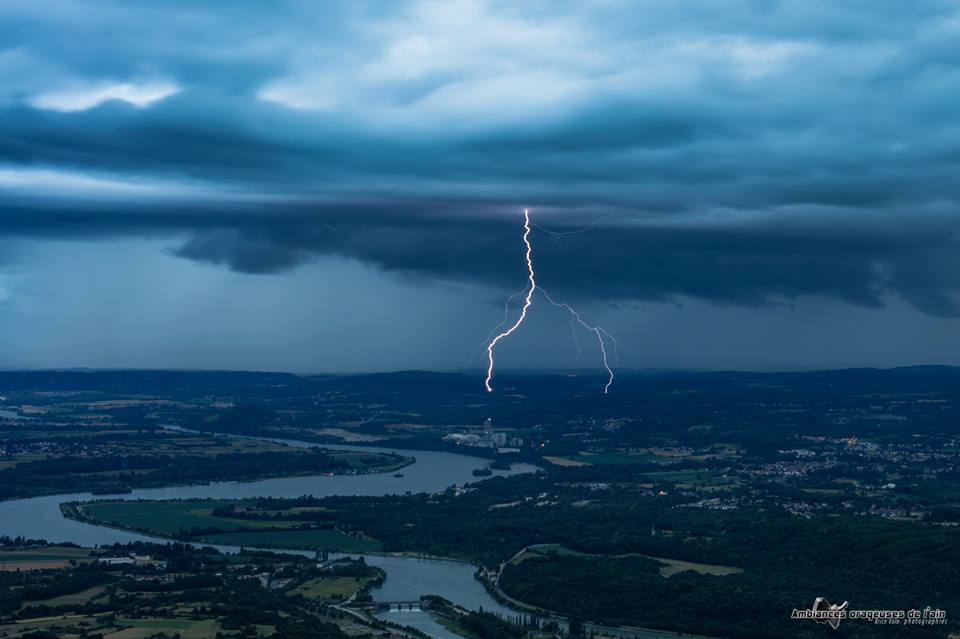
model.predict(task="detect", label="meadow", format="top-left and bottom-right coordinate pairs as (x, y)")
top-left (80, 499), bottom-right (300, 535)
top-left (288, 576), bottom-right (366, 602)
top-left (0, 545), bottom-right (93, 571)
top-left (77, 499), bottom-right (382, 552)
top-left (198, 529), bottom-right (381, 552)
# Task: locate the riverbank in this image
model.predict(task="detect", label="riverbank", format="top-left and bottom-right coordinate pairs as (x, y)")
top-left (0, 439), bottom-right (415, 503)
top-left (58, 478), bottom-right (721, 639)
top-left (62, 498), bottom-right (381, 553)
top-left (477, 549), bottom-right (722, 639)
top-left (0, 434), bottom-right (548, 639)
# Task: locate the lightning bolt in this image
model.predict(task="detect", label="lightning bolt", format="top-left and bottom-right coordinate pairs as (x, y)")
top-left (467, 287), bottom-right (527, 368)
top-left (485, 209), bottom-right (537, 392)
top-left (484, 208), bottom-right (619, 394)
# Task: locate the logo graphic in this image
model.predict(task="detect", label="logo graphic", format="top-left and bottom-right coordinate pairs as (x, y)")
top-left (792, 599), bottom-right (947, 628)
top-left (812, 597), bottom-right (849, 630)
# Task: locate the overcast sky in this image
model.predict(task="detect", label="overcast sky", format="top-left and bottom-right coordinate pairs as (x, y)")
top-left (3, 0), bottom-right (960, 374)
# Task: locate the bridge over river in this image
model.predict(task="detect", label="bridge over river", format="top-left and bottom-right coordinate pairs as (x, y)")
top-left (373, 600), bottom-right (424, 612)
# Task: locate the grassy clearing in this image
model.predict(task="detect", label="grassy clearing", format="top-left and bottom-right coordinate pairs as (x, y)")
top-left (647, 556), bottom-right (743, 578)
top-left (435, 614), bottom-right (483, 639)
top-left (0, 614), bottom-right (102, 635)
top-left (0, 547), bottom-right (92, 560)
top-left (108, 618), bottom-right (223, 638)
top-left (0, 546), bottom-right (93, 571)
top-left (514, 545), bottom-right (743, 578)
top-left (511, 544), bottom-right (590, 565)
top-left (289, 576), bottom-right (364, 602)
top-left (116, 618), bottom-right (195, 629)
top-left (574, 451), bottom-right (657, 465)
top-left (545, 452), bottom-right (658, 466)
top-left (527, 543), bottom-right (589, 556)
top-left (333, 451), bottom-right (408, 470)
top-left (642, 470), bottom-right (730, 488)
top-left (542, 456), bottom-right (590, 467)
top-left (526, 447), bottom-right (739, 485)
top-left (24, 585), bottom-right (107, 607)
top-left (0, 560), bottom-right (75, 571)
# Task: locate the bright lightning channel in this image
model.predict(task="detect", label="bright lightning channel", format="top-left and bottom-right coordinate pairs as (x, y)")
top-left (484, 208), bottom-right (618, 394)
top-left (485, 209), bottom-right (537, 392)
top-left (467, 287), bottom-right (527, 368)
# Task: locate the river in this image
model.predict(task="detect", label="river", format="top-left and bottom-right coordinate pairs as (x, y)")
top-left (0, 435), bottom-right (695, 639)
top-left (0, 438), bottom-right (535, 639)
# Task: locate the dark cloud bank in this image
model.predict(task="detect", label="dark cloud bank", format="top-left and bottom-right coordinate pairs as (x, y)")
top-left (4, 0), bottom-right (960, 316)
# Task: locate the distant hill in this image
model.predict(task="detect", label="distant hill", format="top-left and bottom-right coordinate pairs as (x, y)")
top-left (0, 369), bottom-right (306, 396)
top-left (1, 365), bottom-right (960, 396)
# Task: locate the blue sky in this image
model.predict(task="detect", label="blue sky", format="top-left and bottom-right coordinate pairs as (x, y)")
top-left (2, 0), bottom-right (960, 372)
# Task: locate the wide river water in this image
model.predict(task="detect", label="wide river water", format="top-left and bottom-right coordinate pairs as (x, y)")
top-left (0, 437), bottom-right (537, 639)
top-left (0, 436), bottom-right (691, 639)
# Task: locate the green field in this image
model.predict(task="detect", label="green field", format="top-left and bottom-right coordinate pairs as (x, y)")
top-left (511, 544), bottom-right (589, 565)
top-left (81, 500), bottom-right (301, 535)
top-left (198, 529), bottom-right (381, 552)
top-left (0, 546), bottom-right (93, 571)
top-left (26, 585), bottom-right (107, 607)
top-left (332, 451), bottom-right (409, 471)
top-left (111, 618), bottom-right (228, 638)
top-left (117, 618), bottom-right (197, 629)
top-left (558, 451), bottom-right (657, 466)
top-left (526, 543), bottom-right (589, 556)
top-left (0, 547), bottom-right (92, 561)
top-left (515, 545), bottom-right (742, 578)
top-left (77, 500), bottom-right (382, 551)
top-left (642, 470), bottom-right (729, 487)
top-left (288, 576), bottom-right (365, 601)
top-left (647, 556), bottom-right (744, 577)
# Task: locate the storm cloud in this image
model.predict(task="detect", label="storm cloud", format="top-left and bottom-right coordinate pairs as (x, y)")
top-left (4, 0), bottom-right (960, 319)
